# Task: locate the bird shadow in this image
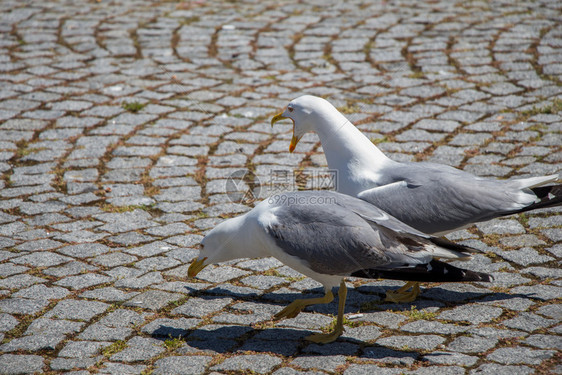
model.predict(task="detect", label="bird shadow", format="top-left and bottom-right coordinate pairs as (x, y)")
top-left (183, 282), bottom-right (527, 315)
top-left (147, 285), bottom-right (532, 357)
top-left (149, 323), bottom-right (421, 359)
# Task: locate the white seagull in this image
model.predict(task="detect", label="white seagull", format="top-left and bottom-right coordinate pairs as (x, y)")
top-left (188, 191), bottom-right (491, 343)
top-left (271, 95), bottom-right (561, 301)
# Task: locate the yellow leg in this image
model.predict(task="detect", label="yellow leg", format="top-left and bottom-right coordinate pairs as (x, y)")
top-left (385, 281), bottom-right (421, 303)
top-left (273, 290), bottom-right (334, 320)
top-left (306, 280), bottom-right (347, 344)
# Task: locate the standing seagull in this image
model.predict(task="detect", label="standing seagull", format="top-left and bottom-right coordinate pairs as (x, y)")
top-left (271, 95), bottom-right (561, 301)
top-left (188, 191), bottom-right (491, 343)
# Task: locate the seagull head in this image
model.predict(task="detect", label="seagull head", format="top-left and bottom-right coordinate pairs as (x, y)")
top-left (188, 214), bottom-right (250, 278)
top-left (271, 95), bottom-right (336, 153)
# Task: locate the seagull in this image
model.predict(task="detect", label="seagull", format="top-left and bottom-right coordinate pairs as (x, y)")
top-left (271, 95), bottom-right (561, 301)
top-left (271, 95), bottom-right (561, 234)
top-left (188, 191), bottom-right (491, 343)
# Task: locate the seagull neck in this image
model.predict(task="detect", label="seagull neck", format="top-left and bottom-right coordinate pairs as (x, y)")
top-left (314, 113), bottom-right (390, 167)
top-left (211, 214), bottom-right (262, 262)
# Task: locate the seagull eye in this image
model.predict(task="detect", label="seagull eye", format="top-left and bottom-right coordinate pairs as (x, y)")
top-left (288, 107), bottom-right (294, 112)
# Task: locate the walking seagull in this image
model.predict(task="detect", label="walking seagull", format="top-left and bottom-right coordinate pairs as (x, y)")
top-left (188, 191), bottom-right (491, 343)
top-left (271, 95), bottom-right (561, 302)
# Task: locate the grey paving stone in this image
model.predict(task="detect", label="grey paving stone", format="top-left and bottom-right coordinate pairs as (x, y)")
top-left (470, 363), bottom-right (534, 375)
top-left (98, 309), bottom-right (149, 328)
top-left (194, 265), bottom-right (251, 283)
top-left (448, 335), bottom-right (498, 354)
top-left (238, 338), bottom-right (301, 357)
top-left (92, 252), bottom-right (137, 267)
top-left (44, 299), bottom-right (109, 320)
top-left (0, 314), bottom-right (18, 332)
top-left (291, 355), bottom-right (347, 372)
top-left (98, 362), bottom-right (147, 375)
top-left (498, 247), bottom-right (554, 266)
top-left (401, 320), bottom-right (468, 335)
top-left (134, 256), bottom-right (181, 271)
top-left (57, 243), bottom-right (110, 258)
top-left (499, 233), bottom-right (546, 247)
top-left (541, 228), bottom-right (562, 242)
top-left (25, 318), bottom-right (83, 336)
top-left (78, 323), bottom-right (132, 341)
top-left (55, 273), bottom-right (113, 290)
top-left (106, 231), bottom-right (154, 245)
top-left (344, 364), bottom-right (404, 375)
top-left (141, 318), bottom-right (199, 338)
top-left (358, 311), bottom-right (407, 328)
top-left (376, 335), bottom-right (445, 350)
top-left (0, 334), bottom-right (65, 352)
top-left (123, 290), bottom-right (182, 310)
top-left (536, 304), bottom-right (562, 320)
top-left (423, 351), bottom-right (478, 366)
top-left (110, 336), bottom-right (165, 362)
top-left (145, 222), bottom-right (191, 236)
top-left (340, 325), bottom-right (381, 342)
top-left (510, 285), bottom-right (562, 301)
top-left (172, 297), bottom-right (233, 318)
top-left (241, 275), bottom-right (286, 290)
top-left (15, 238), bottom-right (63, 251)
top-left (478, 296), bottom-right (533, 311)
top-left (523, 334), bottom-right (562, 350)
top-left (0, 298), bottom-right (50, 315)
top-left (57, 340), bottom-right (110, 358)
top-left (438, 304), bottom-right (503, 324)
top-left (13, 284), bottom-right (69, 300)
top-left (487, 347), bottom-right (556, 365)
top-left (114, 271), bottom-right (164, 289)
top-left (475, 219), bottom-right (525, 235)
top-left (106, 266), bottom-right (144, 280)
top-left (0, 354), bottom-right (44, 375)
top-left (43, 260), bottom-right (97, 277)
top-left (49, 357), bottom-right (99, 371)
top-left (409, 366), bottom-right (465, 375)
top-left (153, 355), bottom-right (212, 375)
top-left (123, 241), bottom-right (174, 257)
top-left (502, 312), bottom-right (557, 332)
top-left (211, 354), bottom-right (283, 374)
top-left (360, 346), bottom-right (418, 365)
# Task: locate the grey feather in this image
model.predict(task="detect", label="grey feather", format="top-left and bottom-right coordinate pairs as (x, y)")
top-left (358, 162), bottom-right (538, 234)
top-left (262, 191), bottom-right (474, 276)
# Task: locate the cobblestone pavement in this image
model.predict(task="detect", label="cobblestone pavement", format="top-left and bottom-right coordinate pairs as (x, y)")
top-left (0, 0), bottom-right (561, 374)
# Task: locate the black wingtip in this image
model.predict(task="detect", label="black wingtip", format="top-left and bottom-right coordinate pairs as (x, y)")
top-left (352, 260), bottom-right (493, 283)
top-left (429, 236), bottom-right (482, 254)
top-left (521, 184), bottom-right (562, 213)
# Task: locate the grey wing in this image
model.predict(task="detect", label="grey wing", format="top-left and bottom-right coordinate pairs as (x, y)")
top-left (327, 191), bottom-right (431, 238)
top-left (263, 196), bottom-right (393, 276)
top-left (327, 191), bottom-right (480, 257)
top-left (358, 162), bottom-right (536, 234)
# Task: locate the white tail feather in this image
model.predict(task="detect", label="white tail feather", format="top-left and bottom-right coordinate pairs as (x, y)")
top-left (429, 245), bottom-right (472, 260)
top-left (511, 174), bottom-right (559, 190)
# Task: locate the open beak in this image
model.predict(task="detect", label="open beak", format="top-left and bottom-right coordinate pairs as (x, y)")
top-left (289, 134), bottom-right (302, 153)
top-left (188, 257), bottom-right (208, 278)
top-left (271, 112), bottom-right (300, 153)
top-left (271, 112), bottom-right (287, 127)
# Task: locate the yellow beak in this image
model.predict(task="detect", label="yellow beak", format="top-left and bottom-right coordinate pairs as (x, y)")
top-left (289, 134), bottom-right (301, 153)
top-left (188, 257), bottom-right (208, 278)
top-left (271, 112), bottom-right (287, 127)
top-left (271, 112), bottom-right (300, 153)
